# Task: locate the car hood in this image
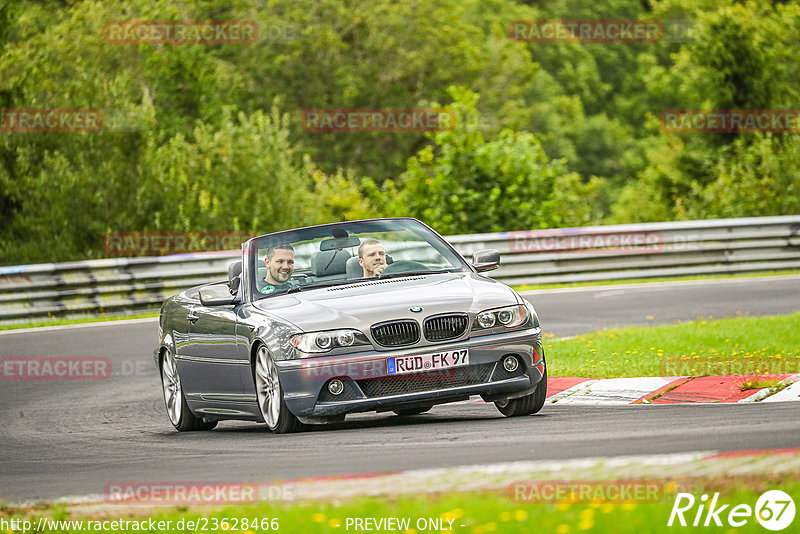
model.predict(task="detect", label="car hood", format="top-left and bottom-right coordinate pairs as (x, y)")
top-left (252, 272), bottom-right (519, 333)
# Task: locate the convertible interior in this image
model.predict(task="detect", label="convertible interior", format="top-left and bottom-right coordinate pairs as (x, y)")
top-left (255, 244), bottom-right (403, 292)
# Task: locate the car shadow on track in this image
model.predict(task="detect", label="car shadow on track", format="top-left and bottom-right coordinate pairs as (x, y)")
top-left (206, 409), bottom-right (552, 435)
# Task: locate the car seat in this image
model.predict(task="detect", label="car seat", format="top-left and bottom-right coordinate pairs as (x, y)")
top-left (310, 249), bottom-right (352, 277)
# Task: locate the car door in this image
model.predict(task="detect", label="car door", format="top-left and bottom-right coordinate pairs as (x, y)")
top-left (179, 296), bottom-right (247, 402)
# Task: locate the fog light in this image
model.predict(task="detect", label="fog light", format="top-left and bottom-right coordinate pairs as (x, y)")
top-left (327, 379), bottom-right (344, 396)
top-left (502, 355), bottom-right (519, 373)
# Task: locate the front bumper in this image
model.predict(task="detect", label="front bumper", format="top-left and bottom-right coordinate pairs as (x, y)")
top-left (276, 328), bottom-right (544, 418)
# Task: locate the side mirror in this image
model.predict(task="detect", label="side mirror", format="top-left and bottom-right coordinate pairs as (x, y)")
top-left (472, 249), bottom-right (500, 272)
top-left (199, 284), bottom-right (239, 306)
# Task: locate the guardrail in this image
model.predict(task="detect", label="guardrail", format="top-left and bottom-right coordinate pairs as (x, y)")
top-left (1, 216), bottom-right (798, 324)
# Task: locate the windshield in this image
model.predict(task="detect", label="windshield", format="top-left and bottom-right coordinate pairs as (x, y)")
top-left (247, 219), bottom-right (469, 299)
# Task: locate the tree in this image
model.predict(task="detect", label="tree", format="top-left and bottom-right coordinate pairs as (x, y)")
top-left (610, 0), bottom-right (800, 222)
top-left (368, 87), bottom-right (601, 234)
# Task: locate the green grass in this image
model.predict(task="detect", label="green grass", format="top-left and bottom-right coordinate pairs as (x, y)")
top-left (546, 312), bottom-right (800, 378)
top-left (2, 474), bottom-right (797, 533)
top-left (739, 378), bottom-right (783, 391)
top-left (513, 269), bottom-right (800, 292)
top-left (0, 312), bottom-right (158, 331)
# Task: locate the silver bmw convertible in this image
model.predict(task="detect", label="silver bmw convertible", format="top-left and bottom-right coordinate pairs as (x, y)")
top-left (154, 218), bottom-right (547, 433)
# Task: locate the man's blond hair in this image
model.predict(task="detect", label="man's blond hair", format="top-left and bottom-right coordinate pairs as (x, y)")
top-left (358, 239), bottom-right (382, 259)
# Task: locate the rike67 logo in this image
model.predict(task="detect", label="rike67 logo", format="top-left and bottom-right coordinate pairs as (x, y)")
top-left (668, 490), bottom-right (795, 531)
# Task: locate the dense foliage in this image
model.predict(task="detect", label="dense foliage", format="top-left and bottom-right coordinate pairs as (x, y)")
top-left (1, 0), bottom-right (798, 264)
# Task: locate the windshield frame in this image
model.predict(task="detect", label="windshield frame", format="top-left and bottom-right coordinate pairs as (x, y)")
top-left (243, 218), bottom-right (471, 302)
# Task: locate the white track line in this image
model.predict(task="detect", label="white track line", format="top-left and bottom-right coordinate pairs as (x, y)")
top-left (739, 374), bottom-right (800, 403)
top-left (0, 316), bottom-right (158, 336)
top-left (737, 387), bottom-right (774, 403)
top-left (760, 380), bottom-right (800, 402)
top-left (19, 451), bottom-right (717, 507)
top-left (26, 449), bottom-right (800, 508)
top-left (546, 379), bottom-right (597, 403)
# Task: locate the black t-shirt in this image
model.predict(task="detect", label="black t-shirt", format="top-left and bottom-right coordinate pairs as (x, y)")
top-left (259, 278), bottom-right (296, 296)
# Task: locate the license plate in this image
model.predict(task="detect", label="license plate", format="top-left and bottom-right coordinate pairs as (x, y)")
top-left (387, 349), bottom-right (469, 375)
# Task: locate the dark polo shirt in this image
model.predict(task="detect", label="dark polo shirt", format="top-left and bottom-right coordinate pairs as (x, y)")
top-left (260, 278), bottom-right (296, 295)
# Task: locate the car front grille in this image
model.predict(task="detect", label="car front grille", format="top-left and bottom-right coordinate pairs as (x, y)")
top-left (423, 314), bottom-right (468, 341)
top-left (356, 363), bottom-right (494, 398)
top-left (371, 320), bottom-right (420, 347)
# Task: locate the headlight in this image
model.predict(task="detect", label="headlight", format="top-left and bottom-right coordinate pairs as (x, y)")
top-left (291, 329), bottom-right (369, 355)
top-left (473, 305), bottom-right (530, 331)
top-left (315, 332), bottom-right (333, 350)
top-left (524, 300), bottom-right (541, 328)
top-left (477, 311), bottom-right (496, 328)
top-left (336, 330), bottom-right (355, 347)
top-left (497, 309), bottom-right (514, 325)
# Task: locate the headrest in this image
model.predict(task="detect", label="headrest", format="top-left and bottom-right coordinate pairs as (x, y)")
top-left (346, 256), bottom-right (362, 279)
top-left (311, 249), bottom-right (351, 276)
top-left (227, 261), bottom-right (242, 281)
top-left (227, 261), bottom-right (242, 295)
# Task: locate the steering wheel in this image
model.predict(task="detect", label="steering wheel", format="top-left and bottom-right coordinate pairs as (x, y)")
top-left (379, 260), bottom-right (428, 276)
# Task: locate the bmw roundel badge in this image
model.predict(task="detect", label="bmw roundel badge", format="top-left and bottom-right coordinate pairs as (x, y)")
top-left (410, 306), bottom-right (423, 313)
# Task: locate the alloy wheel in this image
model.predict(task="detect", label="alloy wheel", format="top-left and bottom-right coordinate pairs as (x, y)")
top-left (255, 346), bottom-right (281, 429)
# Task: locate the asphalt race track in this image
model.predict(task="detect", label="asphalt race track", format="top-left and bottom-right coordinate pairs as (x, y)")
top-left (1, 276), bottom-right (799, 502)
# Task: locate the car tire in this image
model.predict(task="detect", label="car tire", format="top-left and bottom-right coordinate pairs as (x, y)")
top-left (393, 406), bottom-right (432, 416)
top-left (495, 368), bottom-right (547, 417)
top-left (161, 349), bottom-right (217, 431)
top-left (254, 345), bottom-right (300, 434)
